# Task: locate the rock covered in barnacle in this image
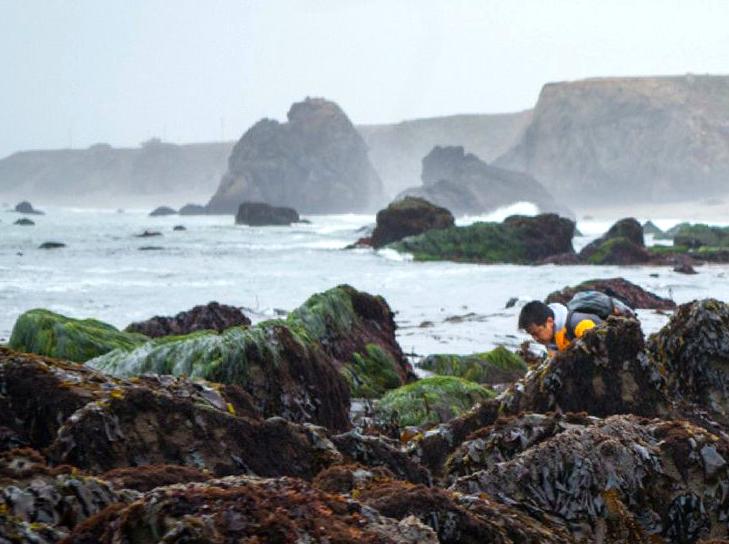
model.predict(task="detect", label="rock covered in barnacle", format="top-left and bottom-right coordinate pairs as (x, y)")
top-left (125, 301), bottom-right (251, 337)
top-left (500, 316), bottom-right (669, 418)
top-left (65, 475), bottom-right (439, 543)
top-left (331, 431), bottom-right (430, 485)
top-left (444, 412), bottom-right (599, 484)
top-left (451, 414), bottom-right (729, 543)
top-left (545, 276), bottom-right (676, 310)
top-left (0, 448), bottom-right (133, 541)
top-left (649, 299), bottom-right (729, 425)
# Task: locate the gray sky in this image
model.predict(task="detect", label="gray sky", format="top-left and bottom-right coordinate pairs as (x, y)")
top-left (2, 0), bottom-right (728, 158)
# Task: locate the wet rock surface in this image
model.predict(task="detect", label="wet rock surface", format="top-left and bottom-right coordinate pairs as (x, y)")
top-left (368, 196), bottom-right (454, 248)
top-left (235, 201), bottom-right (300, 226)
top-left (546, 276), bottom-right (676, 310)
top-left (66, 475), bottom-right (439, 544)
top-left (393, 213), bottom-right (576, 264)
top-left (125, 301), bottom-right (251, 337)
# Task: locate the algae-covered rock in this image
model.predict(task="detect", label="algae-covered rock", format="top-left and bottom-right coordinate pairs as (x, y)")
top-left (579, 217), bottom-right (651, 264)
top-left (355, 476), bottom-right (572, 544)
top-left (545, 276), bottom-right (676, 310)
top-left (418, 346), bottom-right (527, 385)
top-left (369, 196), bottom-right (454, 248)
top-left (90, 285), bottom-right (410, 426)
top-left (392, 213), bottom-right (575, 264)
top-left (375, 376), bottom-right (495, 428)
top-left (65, 475), bottom-right (439, 544)
top-left (673, 223), bottom-right (729, 249)
top-left (451, 414), bottom-right (729, 543)
top-left (8, 309), bottom-right (147, 363)
top-left (581, 236), bottom-right (651, 265)
top-left (649, 299), bottom-right (729, 424)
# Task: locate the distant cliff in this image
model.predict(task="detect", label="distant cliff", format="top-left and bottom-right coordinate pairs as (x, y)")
top-left (496, 75), bottom-right (729, 207)
top-left (359, 111), bottom-right (533, 199)
top-left (0, 112), bottom-right (531, 210)
top-left (0, 139), bottom-right (233, 208)
top-left (207, 98), bottom-right (384, 214)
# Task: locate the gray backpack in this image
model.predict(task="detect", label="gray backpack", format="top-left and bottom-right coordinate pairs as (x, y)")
top-left (566, 291), bottom-right (636, 320)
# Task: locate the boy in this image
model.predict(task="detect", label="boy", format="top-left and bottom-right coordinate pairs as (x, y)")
top-left (518, 300), bottom-right (602, 353)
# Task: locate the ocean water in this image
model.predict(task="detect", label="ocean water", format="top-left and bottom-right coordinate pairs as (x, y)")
top-left (2, 202), bottom-right (728, 358)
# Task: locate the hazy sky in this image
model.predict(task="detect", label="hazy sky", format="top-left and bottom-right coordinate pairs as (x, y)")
top-left (2, 0), bottom-right (728, 158)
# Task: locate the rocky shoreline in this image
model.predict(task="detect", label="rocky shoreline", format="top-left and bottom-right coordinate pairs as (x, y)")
top-left (3, 280), bottom-right (729, 542)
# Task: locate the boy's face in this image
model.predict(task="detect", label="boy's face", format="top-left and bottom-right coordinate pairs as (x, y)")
top-left (527, 316), bottom-right (554, 345)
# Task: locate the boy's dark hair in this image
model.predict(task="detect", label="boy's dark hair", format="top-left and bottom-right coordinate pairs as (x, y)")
top-left (518, 301), bottom-right (554, 330)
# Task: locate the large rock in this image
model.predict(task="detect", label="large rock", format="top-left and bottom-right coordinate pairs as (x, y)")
top-left (125, 301), bottom-right (251, 337)
top-left (497, 75), bottom-right (729, 207)
top-left (579, 217), bottom-right (651, 264)
top-left (207, 98), bottom-right (385, 214)
top-left (392, 213), bottom-right (575, 264)
top-left (370, 197), bottom-right (454, 248)
top-left (90, 285), bottom-right (412, 427)
top-left (398, 145), bottom-right (567, 216)
top-left (8, 309), bottom-right (148, 363)
top-left (648, 299), bottom-right (729, 426)
top-left (452, 414), bottom-right (729, 543)
top-left (178, 203), bottom-right (207, 215)
top-left (374, 376), bottom-right (495, 428)
top-left (235, 201), bottom-right (300, 226)
top-left (545, 277), bottom-right (676, 310)
top-left (65, 475), bottom-right (438, 543)
top-left (359, 110), bottom-right (533, 198)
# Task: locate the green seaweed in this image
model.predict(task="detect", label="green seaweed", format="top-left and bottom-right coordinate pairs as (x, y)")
top-left (375, 376), bottom-right (495, 427)
top-left (341, 344), bottom-right (402, 398)
top-left (673, 224), bottom-right (729, 248)
top-left (8, 309), bottom-right (148, 363)
top-left (585, 237), bottom-right (643, 264)
top-left (89, 286), bottom-right (404, 398)
top-left (419, 346), bottom-right (527, 385)
top-left (391, 222), bottom-right (530, 263)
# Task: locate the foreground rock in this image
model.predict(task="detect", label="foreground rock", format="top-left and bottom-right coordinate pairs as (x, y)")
top-left (545, 276), bottom-right (676, 310)
top-left (368, 196), bottom-right (454, 248)
top-left (579, 217), bottom-right (651, 264)
top-left (399, 145), bottom-right (567, 216)
top-left (125, 301), bottom-right (251, 337)
top-left (9, 309), bottom-right (147, 363)
top-left (149, 205), bottom-right (176, 216)
top-left (418, 346), bottom-right (527, 385)
top-left (392, 213), bottom-right (575, 263)
top-left (207, 97), bottom-right (385, 214)
top-left (452, 414), bottom-right (729, 543)
top-left (90, 285), bottom-right (412, 427)
top-left (375, 376), bottom-right (494, 427)
top-left (66, 476), bottom-right (438, 543)
top-left (14, 200), bottom-right (44, 214)
top-left (235, 201), bottom-right (300, 226)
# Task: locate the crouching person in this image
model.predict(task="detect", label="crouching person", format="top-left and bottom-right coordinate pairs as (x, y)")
top-left (518, 300), bottom-right (602, 354)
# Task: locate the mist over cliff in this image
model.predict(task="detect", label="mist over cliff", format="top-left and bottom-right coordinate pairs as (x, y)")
top-left (496, 75), bottom-right (729, 207)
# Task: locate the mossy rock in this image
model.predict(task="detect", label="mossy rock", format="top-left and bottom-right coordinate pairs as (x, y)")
top-left (8, 309), bottom-right (148, 363)
top-left (584, 237), bottom-right (650, 265)
top-left (391, 214), bottom-right (575, 264)
top-left (419, 346), bottom-right (527, 385)
top-left (375, 376), bottom-right (495, 427)
top-left (672, 223), bottom-right (729, 249)
top-left (91, 285), bottom-right (406, 400)
top-left (341, 344), bottom-right (403, 398)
